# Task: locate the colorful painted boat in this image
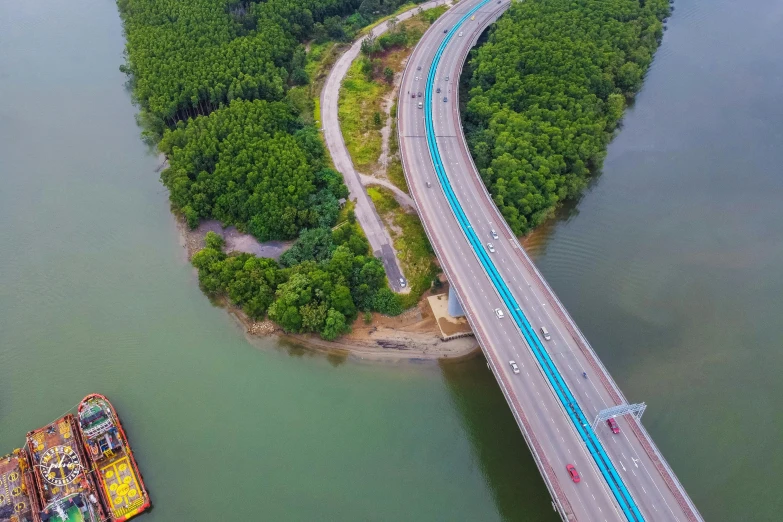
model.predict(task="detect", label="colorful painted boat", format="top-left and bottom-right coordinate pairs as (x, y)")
top-left (76, 395), bottom-right (149, 522)
top-left (26, 415), bottom-right (106, 522)
top-left (0, 448), bottom-right (38, 522)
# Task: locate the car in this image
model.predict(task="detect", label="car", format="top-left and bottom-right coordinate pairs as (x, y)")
top-left (417, 91), bottom-right (422, 97)
top-left (425, 181), bottom-right (432, 188)
top-left (607, 418), bottom-right (620, 434)
top-left (443, 28), bottom-right (448, 33)
top-left (399, 278), bottom-right (407, 288)
top-left (494, 308), bottom-right (504, 319)
top-left (411, 93), bottom-right (416, 98)
top-left (540, 326), bottom-right (551, 341)
top-left (471, 15), bottom-right (476, 20)
top-left (509, 360), bottom-right (520, 374)
top-left (458, 31), bottom-right (463, 37)
top-left (443, 96), bottom-right (447, 102)
top-left (436, 87), bottom-right (441, 93)
top-left (566, 464), bottom-right (580, 483)
top-left (491, 229), bottom-right (498, 240)
top-left (445, 76), bottom-right (449, 81)
top-left (487, 242), bottom-right (495, 253)
top-left (417, 102), bottom-right (423, 109)
top-left (417, 65), bottom-right (421, 70)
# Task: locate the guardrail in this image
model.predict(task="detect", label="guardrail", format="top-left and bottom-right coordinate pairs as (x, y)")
top-left (423, 2), bottom-right (644, 521)
top-left (397, 6), bottom-right (575, 520)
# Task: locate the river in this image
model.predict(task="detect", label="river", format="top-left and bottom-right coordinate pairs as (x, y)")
top-left (0, 0), bottom-right (780, 520)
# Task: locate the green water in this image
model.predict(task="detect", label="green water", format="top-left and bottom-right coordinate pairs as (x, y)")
top-left (2, 0), bottom-right (781, 520)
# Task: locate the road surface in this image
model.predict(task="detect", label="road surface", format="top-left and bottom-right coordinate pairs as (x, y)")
top-left (321, 1), bottom-right (455, 292)
top-left (397, 1), bottom-right (704, 520)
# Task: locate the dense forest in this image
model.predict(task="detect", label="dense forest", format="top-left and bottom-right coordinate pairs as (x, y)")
top-left (118, 0), bottom-right (419, 336)
top-left (194, 227), bottom-right (401, 339)
top-left (464, 0), bottom-right (671, 234)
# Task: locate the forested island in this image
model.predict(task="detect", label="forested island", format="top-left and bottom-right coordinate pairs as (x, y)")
top-left (118, 0), bottom-right (418, 339)
top-left (119, 0), bottom-right (671, 341)
top-left (463, 0), bottom-right (671, 234)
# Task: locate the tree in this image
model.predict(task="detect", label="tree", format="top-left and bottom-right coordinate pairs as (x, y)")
top-left (361, 34), bottom-right (377, 56)
top-left (321, 308), bottom-right (349, 340)
top-left (464, 0), bottom-right (670, 235)
top-left (617, 62), bottom-right (643, 95)
top-left (371, 287), bottom-right (403, 315)
top-left (205, 231), bottom-right (224, 250)
top-left (383, 67), bottom-right (394, 84)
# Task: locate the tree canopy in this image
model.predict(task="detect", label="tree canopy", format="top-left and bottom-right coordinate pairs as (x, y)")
top-left (119, 0), bottom-right (420, 338)
top-left (192, 224), bottom-right (401, 340)
top-left (464, 0), bottom-right (670, 234)
top-left (159, 99), bottom-right (342, 240)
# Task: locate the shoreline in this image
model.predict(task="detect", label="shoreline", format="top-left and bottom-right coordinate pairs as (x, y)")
top-left (176, 216), bottom-right (480, 362)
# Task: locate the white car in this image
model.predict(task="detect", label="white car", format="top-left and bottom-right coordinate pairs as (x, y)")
top-left (509, 360), bottom-right (520, 374)
top-left (399, 278), bottom-right (407, 288)
top-left (495, 308), bottom-right (504, 319)
top-left (458, 31), bottom-right (463, 37)
top-left (491, 229), bottom-right (498, 240)
top-left (487, 242), bottom-right (495, 253)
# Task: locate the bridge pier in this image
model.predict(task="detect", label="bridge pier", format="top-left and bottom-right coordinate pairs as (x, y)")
top-left (447, 286), bottom-right (465, 317)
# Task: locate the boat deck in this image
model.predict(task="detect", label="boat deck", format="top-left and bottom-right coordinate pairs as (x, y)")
top-left (0, 451), bottom-right (34, 522)
top-left (97, 454), bottom-right (145, 519)
top-left (79, 396), bottom-right (148, 521)
top-left (26, 416), bottom-right (90, 509)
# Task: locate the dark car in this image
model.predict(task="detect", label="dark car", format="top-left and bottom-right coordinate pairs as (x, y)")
top-left (443, 28), bottom-right (448, 33)
top-left (607, 418), bottom-right (620, 434)
top-left (566, 464), bottom-right (580, 483)
top-left (443, 96), bottom-right (448, 102)
top-left (436, 87), bottom-right (441, 93)
top-left (417, 91), bottom-right (422, 97)
top-left (411, 93), bottom-right (416, 98)
top-left (417, 65), bottom-right (421, 70)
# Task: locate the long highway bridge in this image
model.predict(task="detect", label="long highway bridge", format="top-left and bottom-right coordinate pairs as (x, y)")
top-left (395, 0), bottom-right (705, 520)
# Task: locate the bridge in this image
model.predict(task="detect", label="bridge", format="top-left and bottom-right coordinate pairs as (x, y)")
top-left (396, 0), bottom-right (704, 520)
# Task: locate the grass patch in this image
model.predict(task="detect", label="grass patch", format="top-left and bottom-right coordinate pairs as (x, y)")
top-left (336, 199), bottom-right (356, 225)
top-left (338, 8), bottom-right (449, 175)
top-left (369, 186), bottom-right (439, 307)
top-left (386, 101), bottom-right (410, 193)
top-left (358, 3), bottom-right (419, 37)
top-left (339, 60), bottom-right (386, 171)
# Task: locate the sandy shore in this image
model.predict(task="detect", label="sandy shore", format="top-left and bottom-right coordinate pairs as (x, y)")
top-left (177, 217), bottom-right (479, 362)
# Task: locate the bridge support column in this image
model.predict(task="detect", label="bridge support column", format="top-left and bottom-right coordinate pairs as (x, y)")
top-left (447, 286), bottom-right (465, 317)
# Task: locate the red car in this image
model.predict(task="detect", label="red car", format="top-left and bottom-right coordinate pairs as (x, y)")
top-left (607, 418), bottom-right (620, 434)
top-left (566, 464), bottom-right (580, 483)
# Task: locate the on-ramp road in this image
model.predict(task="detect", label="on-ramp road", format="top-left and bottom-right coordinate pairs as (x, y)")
top-left (397, 1), bottom-right (703, 521)
top-left (321, 1), bottom-right (455, 292)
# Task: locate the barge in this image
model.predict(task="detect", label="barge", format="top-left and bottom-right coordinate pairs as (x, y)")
top-left (76, 395), bottom-right (149, 522)
top-left (1, 395), bottom-right (149, 522)
top-left (25, 415), bottom-right (106, 522)
top-left (0, 449), bottom-right (37, 522)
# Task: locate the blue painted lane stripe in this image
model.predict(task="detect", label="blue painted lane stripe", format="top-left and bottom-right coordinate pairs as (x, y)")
top-left (421, 2), bottom-right (644, 521)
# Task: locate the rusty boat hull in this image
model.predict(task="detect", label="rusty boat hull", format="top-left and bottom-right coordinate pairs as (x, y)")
top-left (77, 395), bottom-right (149, 522)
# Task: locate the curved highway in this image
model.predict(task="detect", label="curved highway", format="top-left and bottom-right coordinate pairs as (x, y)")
top-left (397, 1), bottom-right (703, 521)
